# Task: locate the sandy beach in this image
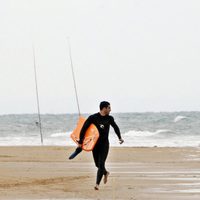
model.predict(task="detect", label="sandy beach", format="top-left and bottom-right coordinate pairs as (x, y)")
top-left (0, 146), bottom-right (200, 200)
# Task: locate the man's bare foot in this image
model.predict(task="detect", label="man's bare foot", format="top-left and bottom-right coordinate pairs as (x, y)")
top-left (94, 184), bottom-right (99, 190)
top-left (104, 171), bottom-right (110, 184)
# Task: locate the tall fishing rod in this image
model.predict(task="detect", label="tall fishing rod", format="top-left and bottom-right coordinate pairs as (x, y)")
top-left (67, 38), bottom-right (81, 116)
top-left (32, 45), bottom-right (44, 145)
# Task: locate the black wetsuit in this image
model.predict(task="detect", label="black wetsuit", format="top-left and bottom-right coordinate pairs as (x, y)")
top-left (78, 112), bottom-right (122, 185)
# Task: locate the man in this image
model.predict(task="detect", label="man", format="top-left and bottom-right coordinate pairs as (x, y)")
top-left (78, 101), bottom-right (124, 190)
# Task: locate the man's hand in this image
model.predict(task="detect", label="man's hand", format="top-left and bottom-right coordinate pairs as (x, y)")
top-left (119, 138), bottom-right (124, 144)
top-left (76, 140), bottom-right (82, 148)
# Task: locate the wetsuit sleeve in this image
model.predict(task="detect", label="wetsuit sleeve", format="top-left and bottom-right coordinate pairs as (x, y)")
top-left (110, 116), bottom-right (122, 140)
top-left (78, 115), bottom-right (93, 144)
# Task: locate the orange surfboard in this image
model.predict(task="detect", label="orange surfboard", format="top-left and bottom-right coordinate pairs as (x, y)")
top-left (70, 116), bottom-right (99, 151)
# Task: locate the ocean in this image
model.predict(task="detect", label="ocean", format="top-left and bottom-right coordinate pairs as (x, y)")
top-left (0, 112), bottom-right (200, 147)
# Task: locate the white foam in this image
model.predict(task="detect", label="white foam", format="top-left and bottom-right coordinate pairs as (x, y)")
top-left (156, 129), bottom-right (171, 134)
top-left (1, 130), bottom-right (200, 147)
top-left (0, 136), bottom-right (42, 145)
top-left (124, 129), bottom-right (170, 137)
top-left (51, 131), bottom-right (72, 137)
top-left (174, 115), bottom-right (187, 122)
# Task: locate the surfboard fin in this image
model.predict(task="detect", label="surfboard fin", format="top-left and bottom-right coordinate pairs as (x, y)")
top-left (69, 147), bottom-right (82, 160)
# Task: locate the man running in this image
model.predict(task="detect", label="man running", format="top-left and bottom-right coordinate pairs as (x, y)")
top-left (78, 101), bottom-right (124, 190)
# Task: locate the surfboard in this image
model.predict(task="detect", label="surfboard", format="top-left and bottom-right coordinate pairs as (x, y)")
top-left (70, 116), bottom-right (99, 151)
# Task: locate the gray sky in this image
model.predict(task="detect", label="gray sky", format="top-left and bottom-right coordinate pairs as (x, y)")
top-left (0, 0), bottom-right (200, 114)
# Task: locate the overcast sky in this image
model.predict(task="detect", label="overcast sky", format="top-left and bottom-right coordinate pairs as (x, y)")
top-left (0, 0), bottom-right (200, 114)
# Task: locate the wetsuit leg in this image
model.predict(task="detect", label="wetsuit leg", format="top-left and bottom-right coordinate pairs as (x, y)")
top-left (92, 142), bottom-right (109, 185)
top-left (92, 145), bottom-right (99, 168)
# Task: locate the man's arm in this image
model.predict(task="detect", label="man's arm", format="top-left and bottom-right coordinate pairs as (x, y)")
top-left (78, 115), bottom-right (93, 144)
top-left (110, 116), bottom-right (122, 140)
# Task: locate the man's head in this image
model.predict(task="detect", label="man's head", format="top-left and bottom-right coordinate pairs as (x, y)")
top-left (99, 101), bottom-right (111, 115)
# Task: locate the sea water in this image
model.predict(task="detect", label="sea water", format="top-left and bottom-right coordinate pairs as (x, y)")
top-left (0, 112), bottom-right (200, 147)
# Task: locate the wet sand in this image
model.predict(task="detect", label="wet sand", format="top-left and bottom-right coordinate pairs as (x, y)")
top-left (0, 146), bottom-right (200, 199)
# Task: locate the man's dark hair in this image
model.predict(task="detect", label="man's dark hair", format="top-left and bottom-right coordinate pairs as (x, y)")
top-left (99, 101), bottom-right (110, 110)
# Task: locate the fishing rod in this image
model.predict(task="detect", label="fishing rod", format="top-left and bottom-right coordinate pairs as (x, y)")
top-left (67, 37), bottom-right (81, 116)
top-left (32, 45), bottom-right (44, 145)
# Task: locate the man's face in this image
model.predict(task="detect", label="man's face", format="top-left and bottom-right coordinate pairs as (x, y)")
top-left (105, 105), bottom-right (111, 115)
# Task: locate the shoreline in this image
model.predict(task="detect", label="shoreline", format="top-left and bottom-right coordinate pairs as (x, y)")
top-left (1, 146), bottom-right (200, 199)
top-left (1, 145), bottom-right (200, 148)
